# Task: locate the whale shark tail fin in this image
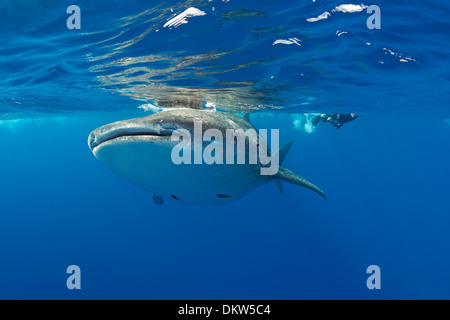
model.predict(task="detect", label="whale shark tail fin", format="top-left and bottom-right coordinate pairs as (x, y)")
top-left (275, 181), bottom-right (284, 197)
top-left (274, 167), bottom-right (327, 200)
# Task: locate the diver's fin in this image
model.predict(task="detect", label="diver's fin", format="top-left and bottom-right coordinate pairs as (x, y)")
top-left (274, 167), bottom-right (327, 200)
top-left (244, 113), bottom-right (251, 123)
top-left (153, 194), bottom-right (164, 205)
top-left (275, 181), bottom-right (284, 197)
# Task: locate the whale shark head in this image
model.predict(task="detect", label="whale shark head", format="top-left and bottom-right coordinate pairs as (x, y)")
top-left (88, 114), bottom-right (176, 153)
top-left (88, 109), bottom-right (255, 152)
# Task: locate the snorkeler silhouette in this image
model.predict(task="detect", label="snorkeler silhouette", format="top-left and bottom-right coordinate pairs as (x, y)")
top-left (312, 113), bottom-right (359, 130)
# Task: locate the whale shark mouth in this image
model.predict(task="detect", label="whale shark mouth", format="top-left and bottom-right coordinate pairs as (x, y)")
top-left (88, 129), bottom-right (172, 151)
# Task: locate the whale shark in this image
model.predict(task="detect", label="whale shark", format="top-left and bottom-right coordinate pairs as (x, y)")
top-left (88, 109), bottom-right (326, 205)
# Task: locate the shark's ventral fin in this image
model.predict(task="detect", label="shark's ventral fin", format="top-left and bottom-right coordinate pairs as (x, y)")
top-left (153, 194), bottom-right (164, 205)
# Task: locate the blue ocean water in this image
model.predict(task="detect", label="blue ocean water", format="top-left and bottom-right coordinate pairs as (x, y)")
top-left (0, 0), bottom-right (449, 299)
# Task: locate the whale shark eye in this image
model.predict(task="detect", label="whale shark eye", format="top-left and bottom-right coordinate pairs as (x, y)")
top-left (171, 195), bottom-right (180, 200)
top-left (216, 194), bottom-right (232, 199)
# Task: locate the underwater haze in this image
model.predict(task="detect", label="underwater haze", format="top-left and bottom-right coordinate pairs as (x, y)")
top-left (1, 0), bottom-right (450, 299)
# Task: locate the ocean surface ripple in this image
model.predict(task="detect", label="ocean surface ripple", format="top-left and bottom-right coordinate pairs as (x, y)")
top-left (0, 0), bottom-right (449, 118)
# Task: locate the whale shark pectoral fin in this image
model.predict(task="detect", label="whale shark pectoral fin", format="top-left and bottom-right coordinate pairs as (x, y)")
top-left (274, 167), bottom-right (327, 201)
top-left (153, 194), bottom-right (164, 205)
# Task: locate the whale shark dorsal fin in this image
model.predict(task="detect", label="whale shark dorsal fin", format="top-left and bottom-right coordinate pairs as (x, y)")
top-left (153, 194), bottom-right (164, 205)
top-left (273, 140), bottom-right (294, 196)
top-left (279, 140), bottom-right (294, 165)
top-left (274, 167), bottom-right (327, 200)
top-left (244, 113), bottom-right (251, 123)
